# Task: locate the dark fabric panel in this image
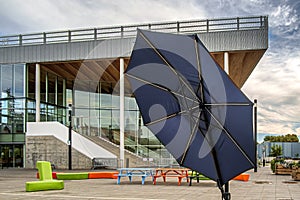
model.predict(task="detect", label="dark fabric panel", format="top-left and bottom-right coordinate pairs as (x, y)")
top-left (131, 83), bottom-right (180, 125)
top-left (139, 30), bottom-right (201, 93)
top-left (147, 114), bottom-right (193, 159)
top-left (179, 128), bottom-right (219, 181)
top-left (196, 38), bottom-right (252, 104)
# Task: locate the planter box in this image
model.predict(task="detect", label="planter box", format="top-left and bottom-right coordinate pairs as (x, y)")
top-left (292, 166), bottom-right (300, 180)
top-left (275, 164), bottom-right (292, 175)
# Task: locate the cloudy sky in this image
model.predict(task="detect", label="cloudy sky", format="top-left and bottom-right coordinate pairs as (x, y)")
top-left (0, 0), bottom-right (299, 142)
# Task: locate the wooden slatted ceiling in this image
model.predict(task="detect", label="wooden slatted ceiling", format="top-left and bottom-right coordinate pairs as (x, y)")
top-left (39, 58), bottom-right (132, 95)
top-left (34, 50), bottom-right (264, 96)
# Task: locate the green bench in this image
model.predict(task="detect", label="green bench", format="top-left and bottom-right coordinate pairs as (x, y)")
top-left (56, 172), bottom-right (89, 180)
top-left (26, 161), bottom-right (64, 192)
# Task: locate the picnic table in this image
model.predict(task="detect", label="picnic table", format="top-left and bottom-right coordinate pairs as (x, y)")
top-left (116, 168), bottom-right (154, 185)
top-left (153, 168), bottom-right (189, 186)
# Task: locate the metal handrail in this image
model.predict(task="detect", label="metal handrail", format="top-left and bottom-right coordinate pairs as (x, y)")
top-left (0, 16), bottom-right (267, 47)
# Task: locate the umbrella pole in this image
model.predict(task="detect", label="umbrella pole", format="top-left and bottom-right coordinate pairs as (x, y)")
top-left (223, 182), bottom-right (231, 200)
top-left (217, 180), bottom-right (231, 200)
top-left (218, 182), bottom-right (231, 200)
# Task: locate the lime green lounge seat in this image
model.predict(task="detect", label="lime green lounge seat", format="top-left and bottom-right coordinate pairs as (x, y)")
top-left (26, 161), bottom-right (64, 192)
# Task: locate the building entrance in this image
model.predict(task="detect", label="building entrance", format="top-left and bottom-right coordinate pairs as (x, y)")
top-left (0, 144), bottom-right (23, 168)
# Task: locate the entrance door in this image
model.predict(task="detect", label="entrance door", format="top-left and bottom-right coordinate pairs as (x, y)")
top-left (0, 144), bottom-right (23, 168)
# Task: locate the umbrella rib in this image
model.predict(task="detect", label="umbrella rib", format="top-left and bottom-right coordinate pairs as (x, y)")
top-left (126, 73), bottom-right (199, 104)
top-left (204, 106), bottom-right (255, 167)
top-left (181, 110), bottom-right (224, 184)
top-left (194, 35), bottom-right (205, 103)
top-left (179, 109), bottom-right (201, 164)
top-left (139, 31), bottom-right (199, 101)
top-left (145, 105), bottom-right (199, 126)
top-left (205, 103), bottom-right (252, 106)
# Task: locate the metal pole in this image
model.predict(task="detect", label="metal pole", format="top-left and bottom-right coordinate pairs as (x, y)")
top-left (68, 104), bottom-right (72, 170)
top-left (254, 99), bottom-right (257, 172)
top-left (223, 182), bottom-right (231, 200)
top-left (120, 58), bottom-right (125, 168)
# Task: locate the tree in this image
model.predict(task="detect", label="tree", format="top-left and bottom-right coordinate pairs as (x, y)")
top-left (269, 145), bottom-right (282, 157)
top-left (263, 134), bottom-right (299, 142)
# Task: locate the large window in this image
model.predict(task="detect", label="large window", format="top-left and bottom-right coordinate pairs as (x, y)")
top-left (1, 65), bottom-right (13, 98)
top-left (0, 64), bottom-right (26, 136)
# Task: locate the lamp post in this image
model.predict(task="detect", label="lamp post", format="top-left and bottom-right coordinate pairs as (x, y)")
top-left (254, 99), bottom-right (257, 172)
top-left (68, 104), bottom-right (72, 170)
top-left (262, 145), bottom-right (266, 167)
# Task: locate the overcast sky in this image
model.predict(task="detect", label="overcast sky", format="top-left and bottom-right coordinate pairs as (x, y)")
top-left (0, 0), bottom-right (299, 142)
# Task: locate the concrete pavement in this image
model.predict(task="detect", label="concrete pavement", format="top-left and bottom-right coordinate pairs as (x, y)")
top-left (0, 166), bottom-right (299, 200)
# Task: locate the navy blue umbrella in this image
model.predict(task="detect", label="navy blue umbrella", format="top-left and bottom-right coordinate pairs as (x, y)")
top-left (125, 29), bottom-right (256, 199)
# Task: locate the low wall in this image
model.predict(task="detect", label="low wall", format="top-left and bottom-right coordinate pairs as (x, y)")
top-left (26, 135), bottom-right (92, 169)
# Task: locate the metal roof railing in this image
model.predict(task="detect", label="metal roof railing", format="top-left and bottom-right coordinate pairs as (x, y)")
top-left (0, 16), bottom-right (267, 47)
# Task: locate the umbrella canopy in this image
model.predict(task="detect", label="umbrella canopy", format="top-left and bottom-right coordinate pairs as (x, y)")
top-left (125, 29), bottom-right (255, 196)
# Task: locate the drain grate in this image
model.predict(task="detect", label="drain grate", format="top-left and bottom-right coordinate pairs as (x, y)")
top-left (254, 180), bottom-right (272, 184)
top-left (282, 181), bottom-right (298, 184)
top-left (277, 198), bottom-right (293, 200)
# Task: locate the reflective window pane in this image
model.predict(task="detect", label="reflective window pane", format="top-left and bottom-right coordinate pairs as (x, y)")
top-left (1, 65), bottom-right (13, 97)
top-left (14, 64), bottom-right (25, 97)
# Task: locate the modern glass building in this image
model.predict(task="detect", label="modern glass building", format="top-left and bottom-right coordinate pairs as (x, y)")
top-left (0, 61), bottom-right (172, 168)
top-left (0, 16), bottom-right (268, 168)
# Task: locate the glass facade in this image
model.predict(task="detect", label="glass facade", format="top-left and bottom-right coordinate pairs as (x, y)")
top-left (0, 64), bottom-right (26, 168)
top-left (0, 62), bottom-right (175, 168)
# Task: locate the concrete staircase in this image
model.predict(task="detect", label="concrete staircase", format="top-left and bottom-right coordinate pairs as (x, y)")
top-left (83, 135), bottom-right (153, 167)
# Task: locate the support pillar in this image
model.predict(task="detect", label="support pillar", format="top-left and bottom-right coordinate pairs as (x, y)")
top-left (119, 58), bottom-right (125, 168)
top-left (254, 99), bottom-right (258, 172)
top-left (68, 104), bottom-right (72, 170)
top-left (224, 52), bottom-right (229, 74)
top-left (35, 63), bottom-right (40, 122)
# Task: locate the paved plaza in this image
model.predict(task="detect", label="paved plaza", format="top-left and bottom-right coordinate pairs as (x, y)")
top-left (0, 166), bottom-right (299, 200)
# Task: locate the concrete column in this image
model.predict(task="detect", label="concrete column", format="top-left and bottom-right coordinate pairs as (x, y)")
top-left (35, 63), bottom-right (40, 122)
top-left (224, 52), bottom-right (229, 74)
top-left (119, 58), bottom-right (125, 168)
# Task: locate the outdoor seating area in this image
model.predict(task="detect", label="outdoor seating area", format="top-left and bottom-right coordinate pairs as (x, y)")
top-left (31, 162), bottom-right (250, 188)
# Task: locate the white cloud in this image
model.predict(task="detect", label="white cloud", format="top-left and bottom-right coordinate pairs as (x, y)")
top-left (0, 0), bottom-right (208, 34)
top-left (243, 49), bottom-right (300, 136)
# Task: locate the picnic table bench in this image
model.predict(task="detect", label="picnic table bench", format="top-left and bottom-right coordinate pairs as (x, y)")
top-left (153, 168), bottom-right (189, 186)
top-left (116, 168), bottom-right (155, 185)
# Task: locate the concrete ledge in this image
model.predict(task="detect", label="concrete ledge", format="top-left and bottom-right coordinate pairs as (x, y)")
top-left (25, 180), bottom-right (64, 192)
